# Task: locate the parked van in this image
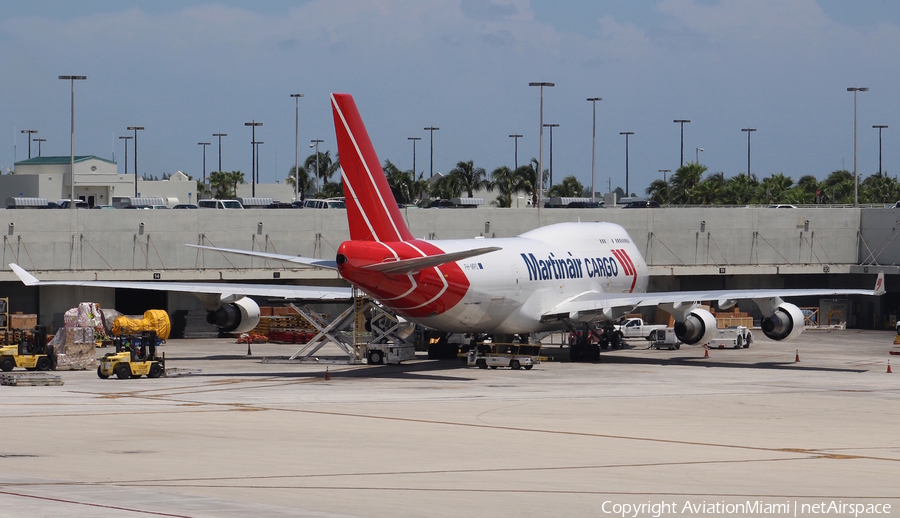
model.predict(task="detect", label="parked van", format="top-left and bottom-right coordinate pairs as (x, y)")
top-left (303, 198), bottom-right (345, 209)
top-left (198, 199), bottom-right (244, 209)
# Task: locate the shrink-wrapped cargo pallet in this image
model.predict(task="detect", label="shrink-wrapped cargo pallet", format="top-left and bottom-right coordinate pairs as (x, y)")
top-left (48, 326), bottom-right (97, 370)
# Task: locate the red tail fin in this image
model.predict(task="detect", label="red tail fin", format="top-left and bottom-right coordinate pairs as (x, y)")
top-left (331, 93), bottom-right (414, 242)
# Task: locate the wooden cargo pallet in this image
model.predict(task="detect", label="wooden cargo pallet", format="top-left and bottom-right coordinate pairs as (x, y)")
top-left (0, 372), bottom-right (64, 386)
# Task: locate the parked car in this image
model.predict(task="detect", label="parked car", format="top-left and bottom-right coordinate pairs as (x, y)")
top-left (266, 202), bottom-right (294, 209)
top-left (621, 200), bottom-right (660, 209)
top-left (767, 204), bottom-right (796, 208)
top-left (172, 204), bottom-right (198, 209)
top-left (57, 200), bottom-right (89, 209)
top-left (91, 205), bottom-right (116, 210)
top-left (567, 201), bottom-right (604, 208)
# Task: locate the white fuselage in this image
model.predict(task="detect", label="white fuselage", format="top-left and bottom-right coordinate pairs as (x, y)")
top-left (409, 221), bottom-right (648, 334)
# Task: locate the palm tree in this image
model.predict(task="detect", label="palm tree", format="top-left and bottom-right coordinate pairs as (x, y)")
top-left (384, 159), bottom-right (427, 205)
top-left (430, 172), bottom-right (463, 200)
top-left (670, 162), bottom-right (707, 204)
top-left (645, 178), bottom-right (669, 204)
top-left (227, 171), bottom-right (245, 199)
top-left (760, 173), bottom-right (793, 204)
top-left (721, 172), bottom-right (760, 205)
top-left (547, 175), bottom-right (584, 198)
top-left (693, 172), bottom-right (725, 204)
top-left (512, 158), bottom-right (547, 207)
top-left (208, 170), bottom-right (234, 199)
top-left (285, 164), bottom-right (314, 200)
top-left (822, 170), bottom-right (854, 204)
top-left (304, 150), bottom-right (336, 193)
top-left (449, 160), bottom-right (491, 198)
top-left (490, 165), bottom-right (520, 207)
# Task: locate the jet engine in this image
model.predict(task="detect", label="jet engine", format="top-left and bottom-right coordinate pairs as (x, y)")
top-left (761, 302), bottom-right (804, 341)
top-left (674, 308), bottom-right (717, 345)
top-left (206, 297), bottom-right (261, 334)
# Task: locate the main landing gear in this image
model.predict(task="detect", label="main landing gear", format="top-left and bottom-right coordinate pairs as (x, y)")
top-left (566, 322), bottom-right (623, 362)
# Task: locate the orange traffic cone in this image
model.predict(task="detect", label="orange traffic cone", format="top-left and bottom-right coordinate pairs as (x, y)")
top-left (795, 349), bottom-right (800, 362)
top-left (325, 367), bottom-right (331, 380)
top-left (888, 361), bottom-right (893, 374)
top-left (703, 346), bottom-right (709, 358)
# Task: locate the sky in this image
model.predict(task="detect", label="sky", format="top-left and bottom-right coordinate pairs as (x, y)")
top-left (2, 0), bottom-right (900, 196)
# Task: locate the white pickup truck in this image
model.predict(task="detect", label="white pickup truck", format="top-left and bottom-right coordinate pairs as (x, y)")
top-left (614, 318), bottom-right (668, 341)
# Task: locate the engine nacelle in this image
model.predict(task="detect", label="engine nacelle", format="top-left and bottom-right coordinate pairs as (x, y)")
top-left (206, 297), bottom-right (261, 334)
top-left (674, 308), bottom-right (717, 345)
top-left (761, 302), bottom-right (804, 341)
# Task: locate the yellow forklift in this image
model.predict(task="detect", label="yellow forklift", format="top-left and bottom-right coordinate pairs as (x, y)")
top-left (97, 332), bottom-right (165, 379)
top-left (0, 326), bottom-right (52, 372)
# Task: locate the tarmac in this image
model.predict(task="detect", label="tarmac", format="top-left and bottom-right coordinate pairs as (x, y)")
top-left (1, 329), bottom-right (899, 518)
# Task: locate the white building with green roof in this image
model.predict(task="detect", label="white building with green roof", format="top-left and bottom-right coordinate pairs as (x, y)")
top-left (2, 155), bottom-right (193, 207)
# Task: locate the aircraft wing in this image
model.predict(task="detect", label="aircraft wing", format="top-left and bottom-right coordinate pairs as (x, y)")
top-left (8, 264), bottom-right (351, 300)
top-left (185, 245), bottom-right (338, 270)
top-left (544, 273), bottom-right (885, 320)
top-left (362, 246), bottom-right (502, 274)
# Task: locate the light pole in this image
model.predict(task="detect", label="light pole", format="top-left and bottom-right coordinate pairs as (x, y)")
top-left (245, 121), bottom-right (262, 197)
top-left (848, 87), bottom-right (868, 207)
top-left (424, 126), bottom-right (439, 178)
top-left (34, 138), bottom-right (46, 157)
top-left (741, 128), bottom-right (756, 176)
top-left (659, 169), bottom-right (671, 205)
top-left (252, 141), bottom-right (263, 196)
top-left (543, 123), bottom-right (559, 189)
top-left (119, 135), bottom-right (132, 175)
top-left (198, 142), bottom-right (210, 184)
top-left (212, 133), bottom-right (227, 173)
top-left (874, 125), bottom-right (888, 176)
top-left (696, 147), bottom-right (704, 164)
top-left (127, 126), bottom-right (144, 197)
top-left (588, 97), bottom-right (602, 202)
top-left (620, 131), bottom-right (634, 198)
top-left (508, 133), bottom-right (523, 170)
top-left (310, 139), bottom-right (324, 194)
top-left (291, 93), bottom-right (304, 201)
top-left (408, 137), bottom-right (421, 176)
top-left (674, 119), bottom-right (690, 166)
top-left (20, 130), bottom-right (37, 159)
top-left (529, 81), bottom-right (554, 210)
top-left (59, 75), bottom-right (86, 207)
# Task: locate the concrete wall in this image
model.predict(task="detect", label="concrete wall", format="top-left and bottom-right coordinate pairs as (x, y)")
top-left (0, 206), bottom-right (862, 275)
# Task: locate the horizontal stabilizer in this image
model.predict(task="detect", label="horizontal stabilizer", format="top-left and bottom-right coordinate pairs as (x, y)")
top-left (186, 244), bottom-right (338, 270)
top-left (362, 246), bottom-right (501, 275)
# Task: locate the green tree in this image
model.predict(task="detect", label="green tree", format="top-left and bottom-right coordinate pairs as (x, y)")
top-left (449, 160), bottom-right (491, 198)
top-left (822, 170), bottom-right (854, 204)
top-left (720, 173), bottom-right (760, 205)
top-left (760, 173), bottom-right (794, 204)
top-left (693, 172), bottom-right (725, 204)
top-left (670, 162), bottom-right (707, 204)
top-left (645, 178), bottom-right (669, 204)
top-left (305, 150), bottom-right (339, 193)
top-left (286, 164), bottom-right (314, 201)
top-left (490, 165), bottom-right (522, 207)
top-left (209, 170), bottom-right (237, 199)
top-left (430, 172), bottom-right (463, 200)
top-left (547, 175), bottom-right (584, 198)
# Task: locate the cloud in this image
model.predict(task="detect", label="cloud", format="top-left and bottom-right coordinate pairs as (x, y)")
top-left (460, 0), bottom-right (518, 22)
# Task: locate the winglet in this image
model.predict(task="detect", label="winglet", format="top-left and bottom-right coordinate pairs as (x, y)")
top-left (9, 263), bottom-right (41, 286)
top-left (874, 272), bottom-right (886, 296)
